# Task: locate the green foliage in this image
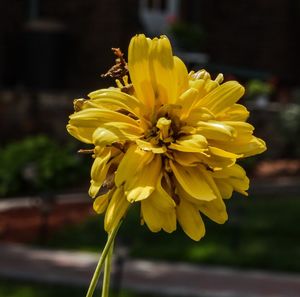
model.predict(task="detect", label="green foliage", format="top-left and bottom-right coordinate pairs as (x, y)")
top-left (0, 279), bottom-right (163, 297)
top-left (48, 193), bottom-right (300, 272)
top-left (279, 104), bottom-right (300, 135)
top-left (245, 79), bottom-right (273, 99)
top-left (0, 135), bottom-right (90, 197)
top-left (169, 22), bottom-right (206, 51)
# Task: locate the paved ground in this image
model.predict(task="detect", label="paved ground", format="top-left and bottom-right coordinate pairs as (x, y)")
top-left (1, 182), bottom-right (300, 297)
top-left (0, 243), bottom-right (299, 297)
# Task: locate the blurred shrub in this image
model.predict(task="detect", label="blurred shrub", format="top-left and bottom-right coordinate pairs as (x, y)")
top-left (0, 135), bottom-right (90, 197)
top-left (246, 79), bottom-right (273, 99)
top-left (245, 79), bottom-right (274, 108)
top-left (169, 22), bottom-right (206, 51)
top-left (279, 104), bottom-right (300, 157)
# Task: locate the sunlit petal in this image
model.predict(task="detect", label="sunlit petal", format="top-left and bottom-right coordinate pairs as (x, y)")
top-left (149, 36), bottom-right (177, 104)
top-left (128, 34), bottom-right (155, 109)
top-left (195, 81), bottom-right (245, 115)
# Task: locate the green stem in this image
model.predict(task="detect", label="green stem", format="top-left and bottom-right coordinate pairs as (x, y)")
top-left (101, 236), bottom-right (114, 297)
top-left (85, 221), bottom-right (122, 297)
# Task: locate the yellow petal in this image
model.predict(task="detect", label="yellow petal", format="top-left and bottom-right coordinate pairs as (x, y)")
top-left (115, 144), bottom-right (154, 187)
top-left (223, 121), bottom-right (254, 140)
top-left (92, 122), bottom-right (143, 146)
top-left (104, 187), bottom-right (130, 232)
top-left (188, 70), bottom-right (219, 98)
top-left (173, 145), bottom-right (237, 171)
top-left (148, 174), bottom-right (176, 211)
top-left (93, 190), bottom-right (112, 214)
top-left (189, 77), bottom-right (209, 98)
top-left (195, 121), bottom-right (236, 141)
top-left (141, 197), bottom-right (176, 233)
top-left (148, 36), bottom-right (176, 104)
top-left (199, 166), bottom-right (222, 200)
top-left (66, 125), bottom-right (94, 144)
top-left (176, 198), bottom-right (205, 241)
top-left (176, 179), bottom-right (227, 224)
top-left (242, 137), bottom-right (266, 157)
top-left (136, 139), bottom-right (167, 154)
top-left (173, 151), bottom-right (203, 167)
top-left (214, 180), bottom-right (233, 199)
top-left (128, 34), bottom-right (155, 109)
top-left (69, 108), bottom-right (139, 128)
top-left (141, 199), bottom-right (164, 232)
top-left (198, 198), bottom-right (228, 224)
top-left (169, 134), bottom-right (208, 153)
top-left (182, 106), bottom-right (215, 123)
top-left (125, 155), bottom-right (162, 202)
top-left (209, 146), bottom-right (242, 159)
top-left (217, 104), bottom-right (249, 121)
top-left (176, 87), bottom-right (199, 116)
top-left (170, 161), bottom-right (216, 201)
top-left (195, 81), bottom-right (245, 115)
top-left (162, 210), bottom-right (177, 233)
top-left (89, 149), bottom-right (112, 198)
top-left (173, 56), bottom-right (189, 96)
top-left (212, 164), bottom-right (249, 197)
top-left (87, 88), bottom-right (143, 118)
top-left (211, 136), bottom-right (266, 157)
top-left (229, 176), bottom-right (249, 196)
top-left (212, 163), bottom-right (247, 179)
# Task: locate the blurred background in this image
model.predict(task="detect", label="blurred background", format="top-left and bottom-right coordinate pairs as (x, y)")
top-left (0, 1), bottom-right (300, 297)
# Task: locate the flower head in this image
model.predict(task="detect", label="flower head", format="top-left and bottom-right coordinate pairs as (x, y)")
top-left (67, 34), bottom-right (266, 241)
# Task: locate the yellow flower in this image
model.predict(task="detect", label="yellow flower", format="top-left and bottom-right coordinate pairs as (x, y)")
top-left (67, 34), bottom-right (266, 241)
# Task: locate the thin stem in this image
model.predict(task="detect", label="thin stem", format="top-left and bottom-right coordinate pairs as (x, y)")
top-left (101, 236), bottom-right (114, 297)
top-left (85, 221), bottom-right (122, 297)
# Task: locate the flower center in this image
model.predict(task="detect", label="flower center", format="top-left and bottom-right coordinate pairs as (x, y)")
top-left (145, 113), bottom-right (182, 146)
top-left (156, 117), bottom-right (173, 143)
top-left (143, 104), bottom-right (183, 150)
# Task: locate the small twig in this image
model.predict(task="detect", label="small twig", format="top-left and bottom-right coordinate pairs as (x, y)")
top-left (101, 48), bottom-right (128, 80)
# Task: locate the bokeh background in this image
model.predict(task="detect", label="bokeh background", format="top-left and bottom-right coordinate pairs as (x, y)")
top-left (0, 1), bottom-right (300, 297)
